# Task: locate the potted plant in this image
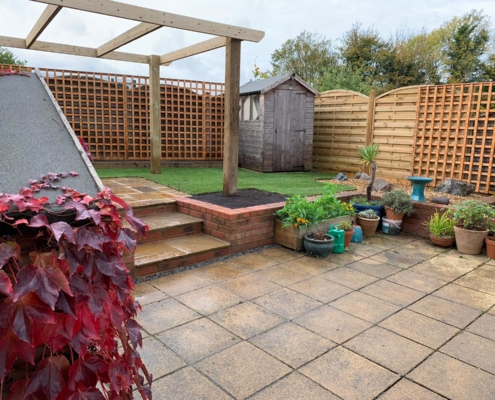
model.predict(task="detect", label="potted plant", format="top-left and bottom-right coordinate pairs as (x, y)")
top-left (337, 220), bottom-right (355, 249)
top-left (274, 184), bottom-right (352, 251)
top-left (357, 209), bottom-right (380, 238)
top-left (452, 199), bottom-right (495, 255)
top-left (381, 189), bottom-right (414, 221)
top-left (304, 230), bottom-right (335, 258)
top-left (424, 210), bottom-right (455, 248)
top-left (486, 233), bottom-right (495, 259)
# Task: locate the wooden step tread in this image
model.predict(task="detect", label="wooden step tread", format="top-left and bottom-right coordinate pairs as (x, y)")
top-left (134, 233), bottom-right (230, 268)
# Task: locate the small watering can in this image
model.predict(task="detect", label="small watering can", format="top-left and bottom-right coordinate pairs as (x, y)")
top-left (328, 225), bottom-right (345, 254)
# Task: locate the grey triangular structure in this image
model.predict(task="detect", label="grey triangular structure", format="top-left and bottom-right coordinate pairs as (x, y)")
top-left (0, 69), bottom-right (103, 201)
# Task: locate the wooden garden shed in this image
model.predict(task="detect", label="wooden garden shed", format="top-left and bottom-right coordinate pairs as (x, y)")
top-left (238, 74), bottom-right (318, 172)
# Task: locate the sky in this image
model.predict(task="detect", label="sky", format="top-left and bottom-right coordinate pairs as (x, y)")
top-left (1, 0), bottom-right (495, 85)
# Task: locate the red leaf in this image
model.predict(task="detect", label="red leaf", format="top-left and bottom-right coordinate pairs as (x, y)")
top-left (50, 221), bottom-right (76, 243)
top-left (12, 292), bottom-right (54, 344)
top-left (64, 201), bottom-right (91, 221)
top-left (94, 252), bottom-right (116, 277)
top-left (68, 388), bottom-right (105, 400)
top-left (34, 314), bottom-right (69, 351)
top-left (117, 228), bottom-right (137, 253)
top-left (0, 270), bottom-right (13, 298)
top-left (109, 358), bottom-right (132, 394)
top-left (60, 242), bottom-right (85, 277)
top-left (0, 329), bottom-right (35, 380)
top-left (25, 355), bottom-right (70, 399)
top-left (28, 214), bottom-right (50, 228)
top-left (0, 241), bottom-right (20, 267)
top-left (13, 263), bottom-right (72, 309)
top-left (124, 320), bottom-right (142, 350)
top-left (69, 171), bottom-right (79, 177)
top-left (56, 291), bottom-right (77, 319)
top-left (68, 359), bottom-right (97, 391)
top-left (12, 218), bottom-right (28, 226)
top-left (86, 281), bottom-right (110, 317)
top-left (125, 215), bottom-right (148, 238)
top-left (77, 227), bottom-right (107, 251)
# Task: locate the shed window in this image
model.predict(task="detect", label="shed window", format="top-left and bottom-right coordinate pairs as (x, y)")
top-left (240, 94), bottom-right (260, 121)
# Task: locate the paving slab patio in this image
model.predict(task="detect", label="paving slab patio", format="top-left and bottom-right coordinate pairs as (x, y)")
top-left (133, 234), bottom-right (495, 399)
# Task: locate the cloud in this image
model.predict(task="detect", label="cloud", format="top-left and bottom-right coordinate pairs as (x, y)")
top-left (1, 0), bottom-right (495, 83)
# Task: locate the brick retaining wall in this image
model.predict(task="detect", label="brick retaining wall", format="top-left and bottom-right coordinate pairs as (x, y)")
top-left (176, 197), bottom-right (286, 254)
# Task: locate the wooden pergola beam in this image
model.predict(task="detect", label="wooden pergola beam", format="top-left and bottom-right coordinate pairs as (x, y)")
top-left (26, 4), bottom-right (61, 48)
top-left (31, 0), bottom-right (265, 42)
top-left (0, 35), bottom-right (149, 64)
top-left (160, 37), bottom-right (227, 65)
top-left (97, 22), bottom-right (161, 57)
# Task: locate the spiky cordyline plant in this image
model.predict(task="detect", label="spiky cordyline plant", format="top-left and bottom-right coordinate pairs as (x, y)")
top-left (358, 144), bottom-right (380, 202)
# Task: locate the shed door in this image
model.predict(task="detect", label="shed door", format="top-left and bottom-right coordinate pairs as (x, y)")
top-left (273, 90), bottom-right (307, 171)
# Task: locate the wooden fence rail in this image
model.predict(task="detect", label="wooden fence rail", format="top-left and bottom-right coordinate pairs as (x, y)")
top-left (1, 64), bottom-right (225, 162)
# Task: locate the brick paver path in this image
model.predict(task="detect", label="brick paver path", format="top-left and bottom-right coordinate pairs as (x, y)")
top-left (134, 234), bottom-right (495, 399)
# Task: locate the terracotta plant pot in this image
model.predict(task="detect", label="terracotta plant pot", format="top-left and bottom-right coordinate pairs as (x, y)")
top-left (486, 237), bottom-right (495, 259)
top-left (304, 233), bottom-right (335, 258)
top-left (357, 216), bottom-right (380, 238)
top-left (385, 207), bottom-right (404, 221)
top-left (430, 234), bottom-right (455, 248)
top-left (453, 226), bottom-right (488, 255)
top-left (344, 229), bottom-right (354, 248)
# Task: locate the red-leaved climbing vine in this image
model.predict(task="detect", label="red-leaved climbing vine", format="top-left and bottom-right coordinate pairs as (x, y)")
top-left (0, 173), bottom-right (151, 399)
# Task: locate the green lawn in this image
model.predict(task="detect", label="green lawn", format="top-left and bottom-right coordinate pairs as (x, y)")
top-left (96, 167), bottom-right (354, 196)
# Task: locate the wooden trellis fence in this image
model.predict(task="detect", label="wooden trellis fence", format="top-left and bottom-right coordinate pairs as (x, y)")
top-left (413, 83), bottom-right (495, 193)
top-left (1, 65), bottom-right (225, 162)
top-left (312, 87), bottom-right (419, 182)
top-left (313, 84), bottom-right (495, 193)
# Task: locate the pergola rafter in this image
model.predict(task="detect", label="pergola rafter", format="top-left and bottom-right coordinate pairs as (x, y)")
top-left (0, 0), bottom-right (264, 195)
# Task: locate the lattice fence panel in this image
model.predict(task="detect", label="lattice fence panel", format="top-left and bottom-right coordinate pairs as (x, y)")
top-left (312, 90), bottom-right (369, 174)
top-left (413, 83), bottom-right (495, 193)
top-left (374, 86), bottom-right (419, 181)
top-left (0, 64), bottom-right (34, 72)
top-left (35, 68), bottom-right (224, 161)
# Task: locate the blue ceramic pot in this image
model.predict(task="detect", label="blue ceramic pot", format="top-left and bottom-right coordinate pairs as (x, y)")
top-left (304, 234), bottom-right (334, 258)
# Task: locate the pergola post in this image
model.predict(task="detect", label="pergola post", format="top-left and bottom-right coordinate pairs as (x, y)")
top-left (222, 38), bottom-right (241, 195)
top-left (149, 54), bottom-right (161, 174)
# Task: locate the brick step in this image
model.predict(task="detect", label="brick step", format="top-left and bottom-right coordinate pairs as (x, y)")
top-left (131, 212), bottom-right (202, 244)
top-left (133, 233), bottom-right (230, 277)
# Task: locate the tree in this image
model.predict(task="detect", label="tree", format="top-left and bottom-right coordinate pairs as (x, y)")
top-left (270, 31), bottom-right (337, 86)
top-left (437, 10), bottom-right (494, 83)
top-left (0, 47), bottom-right (26, 66)
top-left (379, 29), bottom-right (443, 91)
top-left (317, 64), bottom-right (373, 94)
top-left (339, 23), bottom-right (391, 87)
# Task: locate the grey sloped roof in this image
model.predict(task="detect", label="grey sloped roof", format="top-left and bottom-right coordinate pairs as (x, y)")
top-left (240, 74), bottom-right (319, 96)
top-left (0, 71), bottom-right (102, 201)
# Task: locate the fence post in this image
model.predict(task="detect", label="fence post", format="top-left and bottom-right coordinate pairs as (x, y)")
top-left (364, 89), bottom-right (376, 174)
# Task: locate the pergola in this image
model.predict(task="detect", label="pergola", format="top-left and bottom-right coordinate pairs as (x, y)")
top-left (0, 0), bottom-right (265, 195)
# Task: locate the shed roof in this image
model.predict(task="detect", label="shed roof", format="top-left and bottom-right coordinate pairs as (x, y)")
top-left (240, 74), bottom-right (319, 96)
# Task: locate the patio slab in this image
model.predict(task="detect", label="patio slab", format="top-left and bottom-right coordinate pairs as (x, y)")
top-left (344, 326), bottom-right (432, 375)
top-left (131, 235), bottom-right (495, 399)
top-left (407, 353), bottom-right (495, 400)
top-left (195, 342), bottom-right (292, 399)
top-left (299, 347), bottom-right (399, 400)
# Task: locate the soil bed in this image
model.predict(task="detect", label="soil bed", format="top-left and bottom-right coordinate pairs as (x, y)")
top-left (190, 189), bottom-right (287, 209)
